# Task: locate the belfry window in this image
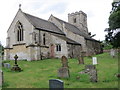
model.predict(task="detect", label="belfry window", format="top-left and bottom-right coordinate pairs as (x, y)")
top-left (73, 18), bottom-right (76, 23)
top-left (16, 22), bottom-right (24, 41)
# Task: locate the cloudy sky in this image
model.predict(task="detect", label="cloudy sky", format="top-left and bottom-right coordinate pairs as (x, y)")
top-left (0, 0), bottom-right (113, 46)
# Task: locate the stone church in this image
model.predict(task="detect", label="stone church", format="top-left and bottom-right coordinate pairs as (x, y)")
top-left (4, 8), bottom-right (102, 61)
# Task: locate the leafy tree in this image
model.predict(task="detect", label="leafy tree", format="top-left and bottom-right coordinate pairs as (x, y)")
top-left (101, 40), bottom-right (113, 50)
top-left (0, 42), bottom-right (4, 56)
top-left (105, 1), bottom-right (120, 48)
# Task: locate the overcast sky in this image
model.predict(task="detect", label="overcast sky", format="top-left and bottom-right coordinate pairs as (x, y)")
top-left (0, 0), bottom-right (113, 46)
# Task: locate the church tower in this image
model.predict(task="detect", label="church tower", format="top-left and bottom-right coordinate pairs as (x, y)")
top-left (68, 11), bottom-right (88, 34)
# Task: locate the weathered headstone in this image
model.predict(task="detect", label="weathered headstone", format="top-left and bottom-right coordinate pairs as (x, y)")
top-left (11, 54), bottom-right (22, 72)
top-left (61, 56), bottom-right (68, 67)
top-left (110, 49), bottom-right (116, 58)
top-left (58, 56), bottom-right (70, 78)
top-left (0, 70), bottom-right (4, 86)
top-left (85, 65), bottom-right (98, 82)
top-left (78, 55), bottom-right (84, 64)
top-left (3, 63), bottom-right (11, 69)
top-left (92, 57), bottom-right (97, 65)
top-left (58, 67), bottom-right (70, 78)
top-left (89, 69), bottom-right (98, 82)
top-left (49, 79), bottom-right (64, 90)
top-left (85, 65), bottom-right (96, 71)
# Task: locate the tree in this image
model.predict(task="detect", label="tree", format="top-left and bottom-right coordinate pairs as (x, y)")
top-left (105, 1), bottom-right (120, 48)
top-left (0, 41), bottom-right (4, 57)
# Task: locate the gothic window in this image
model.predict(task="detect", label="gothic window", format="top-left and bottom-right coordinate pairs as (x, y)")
top-left (43, 33), bottom-right (46, 45)
top-left (16, 21), bottom-right (24, 41)
top-left (73, 18), bottom-right (76, 23)
top-left (56, 44), bottom-right (61, 51)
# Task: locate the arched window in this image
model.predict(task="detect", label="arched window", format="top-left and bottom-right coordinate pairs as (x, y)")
top-left (43, 33), bottom-right (46, 45)
top-left (16, 21), bottom-right (24, 41)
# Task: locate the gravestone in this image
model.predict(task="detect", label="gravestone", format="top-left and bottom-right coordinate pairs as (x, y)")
top-left (78, 55), bottom-right (84, 64)
top-left (49, 79), bottom-right (64, 90)
top-left (85, 65), bottom-right (98, 82)
top-left (85, 65), bottom-right (96, 71)
top-left (11, 54), bottom-right (22, 72)
top-left (58, 56), bottom-right (70, 78)
top-left (0, 70), bottom-right (4, 86)
top-left (110, 49), bottom-right (116, 58)
top-left (3, 63), bottom-right (11, 69)
top-left (61, 56), bottom-right (68, 67)
top-left (58, 67), bottom-right (70, 78)
top-left (92, 57), bottom-right (97, 65)
top-left (89, 69), bottom-right (98, 82)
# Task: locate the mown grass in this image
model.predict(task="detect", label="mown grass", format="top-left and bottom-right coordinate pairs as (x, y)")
top-left (2, 52), bottom-right (118, 88)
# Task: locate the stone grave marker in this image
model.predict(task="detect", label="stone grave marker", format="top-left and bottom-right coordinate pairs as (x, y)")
top-left (58, 56), bottom-right (70, 78)
top-left (89, 69), bottom-right (98, 82)
top-left (78, 51), bottom-right (85, 64)
top-left (3, 63), bottom-right (11, 69)
top-left (85, 65), bottom-right (98, 82)
top-left (85, 65), bottom-right (96, 71)
top-left (78, 54), bottom-right (84, 64)
top-left (92, 57), bottom-right (97, 65)
top-left (110, 49), bottom-right (116, 58)
top-left (11, 54), bottom-right (22, 72)
top-left (61, 56), bottom-right (68, 67)
top-left (58, 67), bottom-right (70, 78)
top-left (0, 70), bottom-right (4, 86)
top-left (49, 79), bottom-right (64, 90)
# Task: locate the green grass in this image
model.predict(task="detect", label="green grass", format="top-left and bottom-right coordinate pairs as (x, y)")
top-left (2, 53), bottom-right (118, 88)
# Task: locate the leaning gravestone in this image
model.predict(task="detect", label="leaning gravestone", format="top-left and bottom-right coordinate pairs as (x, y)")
top-left (58, 56), bottom-right (70, 78)
top-left (92, 57), bottom-right (97, 65)
top-left (85, 65), bottom-right (98, 82)
top-left (61, 56), bottom-right (68, 67)
top-left (49, 79), bottom-right (64, 90)
top-left (0, 70), bottom-right (4, 86)
top-left (58, 67), bottom-right (70, 78)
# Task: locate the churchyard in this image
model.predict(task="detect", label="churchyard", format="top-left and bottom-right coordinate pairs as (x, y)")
top-left (2, 52), bottom-right (118, 88)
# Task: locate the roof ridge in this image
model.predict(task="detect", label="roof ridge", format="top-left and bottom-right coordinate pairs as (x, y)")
top-left (23, 12), bottom-right (50, 23)
top-left (23, 12), bottom-right (65, 35)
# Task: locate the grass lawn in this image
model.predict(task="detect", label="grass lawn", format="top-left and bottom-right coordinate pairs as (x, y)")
top-left (2, 52), bottom-right (118, 88)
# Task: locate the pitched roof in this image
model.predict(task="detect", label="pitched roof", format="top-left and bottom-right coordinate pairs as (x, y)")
top-left (23, 12), bottom-right (81, 45)
top-left (51, 15), bottom-right (99, 42)
top-left (23, 12), bottom-right (65, 35)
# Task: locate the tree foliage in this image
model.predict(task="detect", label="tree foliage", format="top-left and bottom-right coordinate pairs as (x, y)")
top-left (0, 42), bottom-right (4, 55)
top-left (105, 1), bottom-right (120, 48)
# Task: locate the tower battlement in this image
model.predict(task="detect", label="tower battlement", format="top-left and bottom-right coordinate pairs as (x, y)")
top-left (68, 11), bottom-right (88, 34)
